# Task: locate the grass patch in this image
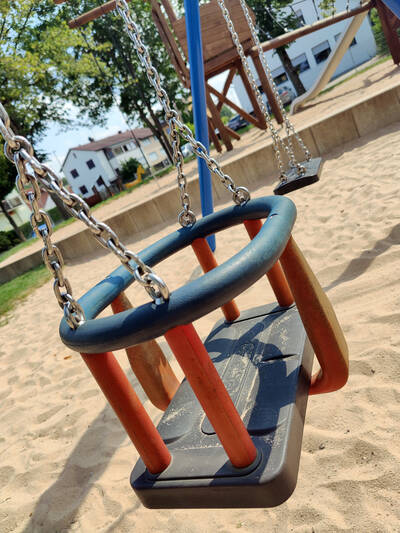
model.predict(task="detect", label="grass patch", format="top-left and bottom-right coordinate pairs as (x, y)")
top-left (319, 55), bottom-right (391, 96)
top-left (0, 265), bottom-right (51, 325)
top-left (0, 217), bottom-right (77, 265)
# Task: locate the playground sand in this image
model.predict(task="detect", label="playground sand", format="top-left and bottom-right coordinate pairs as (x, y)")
top-left (0, 119), bottom-right (400, 532)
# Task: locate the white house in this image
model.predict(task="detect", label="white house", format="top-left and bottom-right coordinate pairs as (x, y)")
top-left (0, 188), bottom-right (56, 233)
top-left (62, 128), bottom-right (169, 201)
top-left (233, 0), bottom-right (377, 110)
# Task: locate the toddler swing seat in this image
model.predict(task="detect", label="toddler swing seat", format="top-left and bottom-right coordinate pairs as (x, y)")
top-left (60, 196), bottom-right (348, 509)
top-left (132, 302), bottom-right (314, 508)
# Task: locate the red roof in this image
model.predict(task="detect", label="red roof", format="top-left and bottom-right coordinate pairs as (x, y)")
top-left (71, 128), bottom-right (153, 152)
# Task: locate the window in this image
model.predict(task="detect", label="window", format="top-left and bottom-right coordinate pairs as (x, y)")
top-left (79, 185), bottom-right (88, 195)
top-left (104, 148), bottom-right (114, 160)
top-left (86, 159), bottom-right (95, 169)
top-left (272, 68), bottom-right (288, 86)
top-left (312, 41), bottom-right (331, 64)
top-left (294, 9), bottom-right (305, 27)
top-left (71, 169), bottom-right (79, 178)
top-left (148, 151), bottom-right (158, 162)
top-left (97, 176), bottom-right (105, 186)
top-left (126, 141), bottom-right (136, 150)
top-left (113, 146), bottom-right (124, 156)
top-left (141, 137), bottom-right (151, 146)
top-left (73, 152), bottom-right (77, 159)
top-left (8, 196), bottom-right (22, 207)
top-left (292, 53), bottom-right (310, 74)
top-left (334, 33), bottom-right (357, 47)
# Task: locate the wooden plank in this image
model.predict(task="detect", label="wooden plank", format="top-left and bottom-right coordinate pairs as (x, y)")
top-left (251, 1), bottom-right (373, 54)
top-left (207, 83), bottom-right (262, 127)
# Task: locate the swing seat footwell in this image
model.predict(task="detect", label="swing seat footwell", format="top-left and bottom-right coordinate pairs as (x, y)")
top-left (131, 303), bottom-right (314, 508)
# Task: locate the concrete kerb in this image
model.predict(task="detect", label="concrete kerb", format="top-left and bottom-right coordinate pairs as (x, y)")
top-left (1, 83), bottom-right (399, 285)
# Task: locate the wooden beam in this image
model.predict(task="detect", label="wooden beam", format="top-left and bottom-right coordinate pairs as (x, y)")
top-left (159, 0), bottom-right (177, 23)
top-left (207, 83), bottom-right (263, 127)
top-left (67, 0), bottom-right (137, 28)
top-left (251, 2), bottom-right (374, 54)
top-left (251, 54), bottom-right (283, 125)
top-left (376, 0), bottom-right (400, 64)
top-left (216, 66), bottom-right (236, 111)
top-left (206, 92), bottom-right (233, 151)
top-left (237, 62), bottom-right (267, 129)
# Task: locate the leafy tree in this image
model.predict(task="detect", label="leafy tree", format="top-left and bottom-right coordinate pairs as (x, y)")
top-left (220, 105), bottom-right (235, 124)
top-left (59, 0), bottom-right (190, 163)
top-left (120, 157), bottom-right (140, 183)
top-left (0, 0), bottom-right (102, 222)
top-left (0, 150), bottom-right (27, 241)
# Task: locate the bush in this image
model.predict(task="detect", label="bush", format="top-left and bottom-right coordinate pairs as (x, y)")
top-left (120, 158), bottom-right (141, 184)
top-left (0, 230), bottom-right (21, 253)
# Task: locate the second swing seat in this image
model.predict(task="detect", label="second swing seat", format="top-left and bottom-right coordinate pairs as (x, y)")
top-left (131, 302), bottom-right (314, 509)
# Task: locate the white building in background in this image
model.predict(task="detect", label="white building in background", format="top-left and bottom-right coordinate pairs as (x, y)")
top-left (0, 188), bottom-right (55, 233)
top-left (62, 128), bottom-right (169, 201)
top-left (233, 0), bottom-right (377, 110)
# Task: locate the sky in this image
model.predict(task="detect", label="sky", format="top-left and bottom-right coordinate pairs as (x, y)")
top-left (38, 72), bottom-right (240, 174)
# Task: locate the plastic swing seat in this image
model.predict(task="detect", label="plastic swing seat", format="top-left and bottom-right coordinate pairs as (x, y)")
top-left (132, 302), bottom-right (314, 508)
top-left (274, 157), bottom-right (323, 196)
top-left (59, 196), bottom-right (348, 510)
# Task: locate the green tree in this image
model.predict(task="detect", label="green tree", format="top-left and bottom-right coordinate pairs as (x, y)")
top-left (0, 150), bottom-right (27, 241)
top-left (0, 0), bottom-right (103, 221)
top-left (120, 157), bottom-right (140, 183)
top-left (220, 105), bottom-right (235, 124)
top-left (59, 0), bottom-right (190, 163)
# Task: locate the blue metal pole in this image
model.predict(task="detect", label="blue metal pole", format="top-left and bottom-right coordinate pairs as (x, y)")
top-left (183, 0), bottom-right (216, 250)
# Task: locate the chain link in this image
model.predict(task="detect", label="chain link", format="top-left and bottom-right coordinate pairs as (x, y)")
top-left (0, 103), bottom-right (170, 329)
top-left (237, 0), bottom-right (312, 165)
top-left (216, 0), bottom-right (311, 181)
top-left (115, 0), bottom-right (250, 211)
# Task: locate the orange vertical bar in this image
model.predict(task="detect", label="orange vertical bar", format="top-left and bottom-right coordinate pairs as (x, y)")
top-left (191, 238), bottom-right (240, 322)
top-left (111, 292), bottom-right (180, 411)
top-left (164, 324), bottom-right (257, 468)
top-left (279, 236), bottom-right (349, 394)
top-left (81, 351), bottom-right (171, 474)
top-left (244, 219), bottom-right (294, 307)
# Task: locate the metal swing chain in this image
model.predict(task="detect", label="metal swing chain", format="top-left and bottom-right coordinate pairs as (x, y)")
top-left (220, 0), bottom-right (312, 176)
top-left (115, 0), bottom-right (250, 212)
top-left (0, 104), bottom-right (169, 329)
top-left (238, 0), bottom-right (311, 166)
top-left (215, 0), bottom-right (288, 180)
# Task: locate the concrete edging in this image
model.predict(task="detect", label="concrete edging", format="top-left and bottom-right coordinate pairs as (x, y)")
top-left (1, 83), bottom-right (399, 285)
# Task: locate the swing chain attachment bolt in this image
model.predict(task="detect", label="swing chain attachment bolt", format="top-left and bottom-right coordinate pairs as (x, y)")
top-left (115, 0), bottom-right (250, 216)
top-left (0, 102), bottom-right (170, 328)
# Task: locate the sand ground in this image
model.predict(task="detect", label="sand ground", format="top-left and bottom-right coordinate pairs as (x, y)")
top-left (1, 64), bottom-right (400, 532)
